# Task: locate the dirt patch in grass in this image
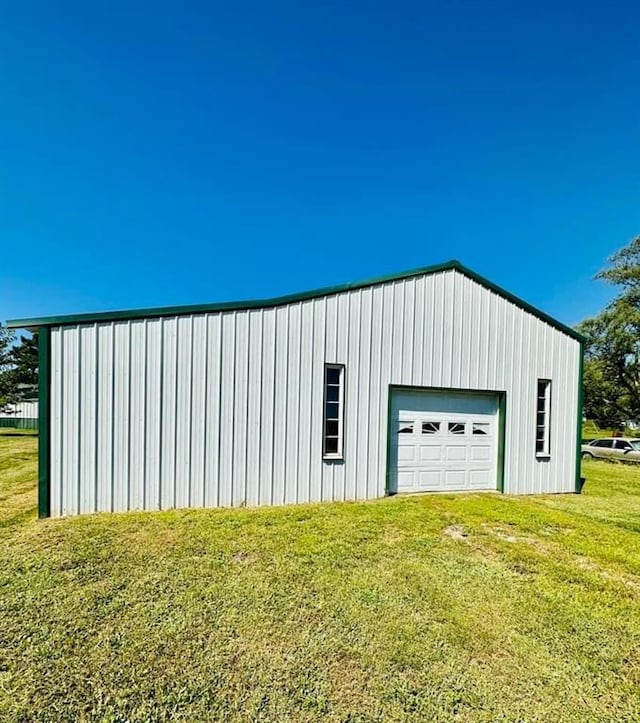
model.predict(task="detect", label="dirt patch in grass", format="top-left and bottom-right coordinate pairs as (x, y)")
top-left (442, 524), bottom-right (468, 541)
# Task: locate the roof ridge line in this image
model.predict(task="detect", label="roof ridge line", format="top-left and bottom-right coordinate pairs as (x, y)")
top-left (6, 259), bottom-right (584, 342)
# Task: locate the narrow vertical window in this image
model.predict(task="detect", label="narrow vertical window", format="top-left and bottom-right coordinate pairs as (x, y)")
top-left (535, 379), bottom-right (551, 457)
top-left (323, 364), bottom-right (344, 458)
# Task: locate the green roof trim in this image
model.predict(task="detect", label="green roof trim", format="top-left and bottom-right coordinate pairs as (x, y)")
top-left (7, 260), bottom-right (585, 342)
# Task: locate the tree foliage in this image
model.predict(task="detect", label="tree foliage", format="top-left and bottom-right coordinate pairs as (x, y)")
top-left (579, 237), bottom-right (640, 428)
top-left (595, 236), bottom-right (640, 290)
top-left (0, 327), bottom-right (39, 412)
top-left (12, 333), bottom-right (38, 389)
top-left (0, 325), bottom-right (18, 411)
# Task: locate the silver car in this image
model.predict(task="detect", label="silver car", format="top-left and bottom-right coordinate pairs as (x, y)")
top-left (581, 437), bottom-right (640, 462)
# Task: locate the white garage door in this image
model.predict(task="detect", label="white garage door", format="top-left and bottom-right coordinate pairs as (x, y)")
top-left (390, 389), bottom-right (500, 493)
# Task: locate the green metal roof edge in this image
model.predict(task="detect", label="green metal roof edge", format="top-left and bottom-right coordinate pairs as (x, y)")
top-left (7, 259), bottom-right (585, 342)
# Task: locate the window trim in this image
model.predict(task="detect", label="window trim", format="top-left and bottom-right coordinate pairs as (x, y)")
top-left (535, 379), bottom-right (552, 458)
top-left (323, 364), bottom-right (345, 460)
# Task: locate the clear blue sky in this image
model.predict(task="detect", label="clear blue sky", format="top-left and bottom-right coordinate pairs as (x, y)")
top-left (2, 1), bottom-right (639, 328)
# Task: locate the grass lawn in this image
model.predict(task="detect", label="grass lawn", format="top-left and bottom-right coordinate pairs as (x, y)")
top-left (1, 436), bottom-right (640, 722)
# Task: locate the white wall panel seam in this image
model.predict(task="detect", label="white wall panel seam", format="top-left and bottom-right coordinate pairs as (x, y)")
top-left (187, 316), bottom-right (194, 507)
top-left (281, 307), bottom-right (289, 504)
top-left (307, 303), bottom-right (314, 501)
top-left (109, 324), bottom-right (115, 512)
top-left (142, 321), bottom-right (149, 511)
top-left (127, 322), bottom-right (133, 510)
top-left (92, 327), bottom-right (99, 512)
top-left (157, 320), bottom-right (164, 509)
top-left (364, 288), bottom-right (374, 495)
top-left (295, 303), bottom-right (303, 503)
top-left (257, 309), bottom-right (265, 506)
top-left (76, 327), bottom-right (82, 515)
top-left (269, 309), bottom-right (277, 506)
top-left (376, 285), bottom-right (386, 497)
top-left (171, 318), bottom-right (179, 507)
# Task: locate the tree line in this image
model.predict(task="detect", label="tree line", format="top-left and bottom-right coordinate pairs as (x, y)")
top-left (0, 329), bottom-right (38, 412)
top-left (579, 237), bottom-right (640, 430)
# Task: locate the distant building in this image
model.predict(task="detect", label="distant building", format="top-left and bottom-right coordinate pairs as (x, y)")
top-left (0, 400), bottom-right (38, 429)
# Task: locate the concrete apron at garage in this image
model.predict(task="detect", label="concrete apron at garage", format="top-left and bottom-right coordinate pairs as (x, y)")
top-left (389, 387), bottom-right (501, 494)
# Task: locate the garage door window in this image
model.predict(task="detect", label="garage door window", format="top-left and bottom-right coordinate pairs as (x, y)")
top-left (422, 421), bottom-right (440, 434)
top-left (448, 422), bottom-right (465, 435)
top-left (323, 365), bottom-right (345, 458)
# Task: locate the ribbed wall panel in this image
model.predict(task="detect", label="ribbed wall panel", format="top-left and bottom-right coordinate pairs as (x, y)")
top-left (79, 325), bottom-right (96, 514)
top-left (48, 269), bottom-right (581, 515)
top-left (311, 300), bottom-right (325, 503)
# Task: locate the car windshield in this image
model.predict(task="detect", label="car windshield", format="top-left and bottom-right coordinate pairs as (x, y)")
top-left (631, 441), bottom-right (640, 452)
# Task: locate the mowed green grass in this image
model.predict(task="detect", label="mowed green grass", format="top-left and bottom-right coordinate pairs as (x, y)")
top-left (1, 437), bottom-right (640, 722)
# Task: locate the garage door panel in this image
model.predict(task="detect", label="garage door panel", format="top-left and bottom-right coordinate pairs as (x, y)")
top-left (394, 392), bottom-right (496, 416)
top-left (470, 445), bottom-right (490, 461)
top-left (419, 470), bottom-right (442, 489)
top-left (397, 471), bottom-right (415, 489)
top-left (469, 470), bottom-right (491, 488)
top-left (391, 389), bottom-right (499, 494)
top-left (444, 470), bottom-right (466, 488)
top-left (398, 446), bottom-right (418, 463)
top-left (419, 445), bottom-right (442, 462)
top-left (446, 445), bottom-right (466, 461)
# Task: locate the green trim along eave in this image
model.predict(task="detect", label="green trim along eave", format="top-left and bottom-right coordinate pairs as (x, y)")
top-left (7, 260), bottom-right (585, 343)
top-left (385, 385), bottom-right (507, 495)
top-left (37, 327), bottom-right (51, 518)
top-left (575, 341), bottom-right (585, 493)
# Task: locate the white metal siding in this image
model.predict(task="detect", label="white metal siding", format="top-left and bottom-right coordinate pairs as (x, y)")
top-left (48, 269), bottom-right (580, 516)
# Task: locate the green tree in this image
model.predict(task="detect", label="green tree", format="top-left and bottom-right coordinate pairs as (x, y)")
top-left (0, 324), bottom-right (18, 412)
top-left (11, 333), bottom-right (38, 391)
top-left (579, 237), bottom-right (640, 428)
top-left (595, 235), bottom-right (640, 290)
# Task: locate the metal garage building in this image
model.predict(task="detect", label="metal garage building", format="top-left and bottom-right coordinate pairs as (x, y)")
top-left (8, 260), bottom-right (583, 518)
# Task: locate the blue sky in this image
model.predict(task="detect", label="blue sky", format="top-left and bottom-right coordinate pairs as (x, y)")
top-left (2, 1), bottom-right (639, 328)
